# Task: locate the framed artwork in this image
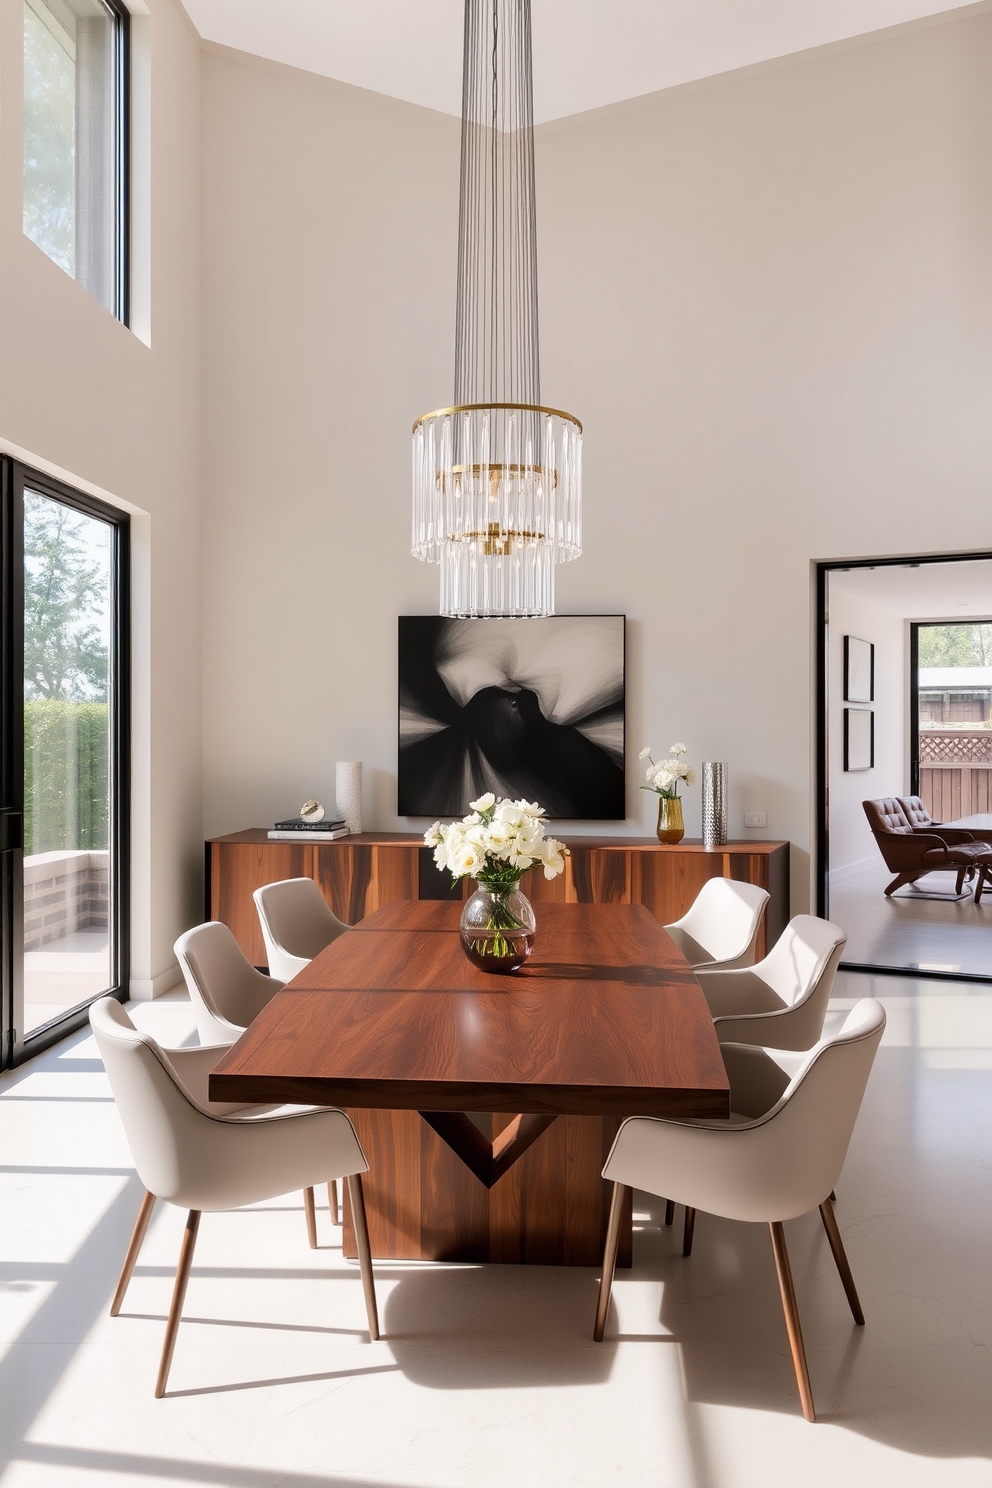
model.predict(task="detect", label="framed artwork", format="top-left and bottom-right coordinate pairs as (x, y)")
top-left (844, 707), bottom-right (874, 772)
top-left (398, 615), bottom-right (626, 819)
top-left (844, 635), bottom-right (874, 703)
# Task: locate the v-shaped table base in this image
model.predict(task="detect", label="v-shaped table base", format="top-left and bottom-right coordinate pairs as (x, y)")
top-left (419, 1111), bottom-right (559, 1189)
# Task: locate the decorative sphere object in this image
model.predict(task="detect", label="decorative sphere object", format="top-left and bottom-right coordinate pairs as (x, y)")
top-left (300, 799), bottom-right (324, 823)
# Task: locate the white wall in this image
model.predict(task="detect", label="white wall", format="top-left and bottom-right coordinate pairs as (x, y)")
top-left (0, 0), bottom-right (202, 994)
top-left (200, 13), bottom-right (992, 914)
top-left (826, 585), bottom-right (907, 877)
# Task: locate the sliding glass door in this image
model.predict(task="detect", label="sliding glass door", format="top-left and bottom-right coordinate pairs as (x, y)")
top-left (1, 459), bottom-right (128, 1066)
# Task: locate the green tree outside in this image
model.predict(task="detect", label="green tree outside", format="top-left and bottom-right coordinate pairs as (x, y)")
top-left (918, 624), bottom-right (992, 669)
top-left (23, 492), bottom-right (110, 857)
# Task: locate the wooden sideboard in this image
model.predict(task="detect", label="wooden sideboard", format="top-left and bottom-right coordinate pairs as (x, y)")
top-left (206, 830), bottom-right (790, 967)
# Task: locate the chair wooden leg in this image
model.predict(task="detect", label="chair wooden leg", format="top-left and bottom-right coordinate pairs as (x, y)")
top-left (664, 1199), bottom-right (675, 1226)
top-left (155, 1210), bottom-right (200, 1398)
top-left (768, 1221), bottom-right (815, 1422)
top-left (328, 1179), bottom-right (340, 1226)
top-left (594, 1181), bottom-right (627, 1341)
top-left (111, 1189), bottom-right (156, 1316)
top-left (955, 866), bottom-right (967, 895)
top-left (682, 1206), bottom-right (696, 1257)
top-left (347, 1174), bottom-right (379, 1341)
top-left (884, 871), bottom-right (918, 897)
top-left (303, 1186), bottom-right (318, 1249)
top-left (819, 1201), bottom-right (865, 1325)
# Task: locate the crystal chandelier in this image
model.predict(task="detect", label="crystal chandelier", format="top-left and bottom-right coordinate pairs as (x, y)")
top-left (412, 0), bottom-right (582, 618)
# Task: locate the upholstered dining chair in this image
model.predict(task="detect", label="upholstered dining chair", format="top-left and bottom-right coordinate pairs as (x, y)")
top-left (664, 877), bottom-right (769, 970)
top-left (175, 920), bottom-right (342, 1227)
top-left (253, 876), bottom-right (349, 983)
top-left (90, 997), bottom-right (379, 1397)
top-left (175, 920), bottom-right (283, 1044)
top-left (695, 914), bottom-right (847, 1050)
top-left (593, 998), bottom-right (886, 1422)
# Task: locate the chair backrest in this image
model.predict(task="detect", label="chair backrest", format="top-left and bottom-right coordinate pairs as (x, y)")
top-left (897, 795), bottom-right (934, 828)
top-left (863, 797), bottom-right (912, 835)
top-left (669, 877), bottom-right (770, 966)
top-left (174, 921), bottom-right (282, 1042)
top-left (253, 878), bottom-right (348, 980)
top-left (753, 914), bottom-right (846, 1008)
top-left (605, 999), bottom-right (886, 1223)
top-left (89, 997), bottom-right (221, 1204)
top-left (712, 914), bottom-right (847, 1051)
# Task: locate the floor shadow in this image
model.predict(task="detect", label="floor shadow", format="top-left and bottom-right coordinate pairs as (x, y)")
top-left (381, 1264), bottom-right (617, 1389)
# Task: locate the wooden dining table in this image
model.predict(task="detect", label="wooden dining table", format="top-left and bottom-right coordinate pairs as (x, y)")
top-left (210, 898), bottom-right (730, 1267)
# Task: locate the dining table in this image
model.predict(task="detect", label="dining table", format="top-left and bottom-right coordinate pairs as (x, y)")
top-left (210, 898), bottom-right (730, 1267)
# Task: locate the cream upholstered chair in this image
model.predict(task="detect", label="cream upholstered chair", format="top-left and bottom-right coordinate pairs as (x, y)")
top-left (175, 920), bottom-right (283, 1044)
top-left (253, 876), bottom-right (349, 983)
top-left (174, 920), bottom-right (342, 1225)
top-left (664, 877), bottom-right (770, 970)
top-left (91, 998), bottom-right (378, 1397)
top-left (696, 914), bottom-right (847, 1050)
top-left (593, 999), bottom-right (886, 1422)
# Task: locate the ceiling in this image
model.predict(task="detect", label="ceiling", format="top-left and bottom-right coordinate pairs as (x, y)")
top-left (829, 560), bottom-right (992, 621)
top-left (182, 0), bottom-right (979, 124)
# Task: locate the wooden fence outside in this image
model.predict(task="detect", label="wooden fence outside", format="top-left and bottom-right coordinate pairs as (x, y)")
top-left (920, 729), bottom-right (992, 820)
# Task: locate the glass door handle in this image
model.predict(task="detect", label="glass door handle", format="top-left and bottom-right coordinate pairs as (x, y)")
top-left (0, 811), bottom-right (22, 853)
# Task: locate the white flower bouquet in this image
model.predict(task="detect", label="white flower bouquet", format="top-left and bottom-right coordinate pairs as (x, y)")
top-left (425, 794), bottom-right (568, 888)
top-left (639, 743), bottom-right (696, 799)
top-left (426, 796), bottom-right (568, 968)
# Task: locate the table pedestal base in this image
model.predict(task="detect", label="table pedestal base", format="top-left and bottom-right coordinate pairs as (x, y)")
top-left (342, 1108), bottom-right (633, 1267)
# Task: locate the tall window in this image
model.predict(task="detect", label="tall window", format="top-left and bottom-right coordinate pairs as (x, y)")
top-left (23, 0), bottom-right (129, 320)
top-left (1, 460), bottom-right (129, 1067)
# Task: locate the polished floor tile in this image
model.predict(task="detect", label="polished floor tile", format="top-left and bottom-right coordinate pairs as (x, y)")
top-left (1, 977), bottom-right (991, 1487)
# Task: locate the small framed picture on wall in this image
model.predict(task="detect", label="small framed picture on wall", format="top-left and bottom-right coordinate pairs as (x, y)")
top-left (844, 635), bottom-right (874, 703)
top-left (844, 707), bottom-right (874, 772)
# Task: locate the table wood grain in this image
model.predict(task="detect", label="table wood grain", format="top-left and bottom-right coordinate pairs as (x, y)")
top-left (209, 900), bottom-right (729, 1264)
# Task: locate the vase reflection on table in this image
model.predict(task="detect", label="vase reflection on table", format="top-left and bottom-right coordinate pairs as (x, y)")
top-left (425, 795), bottom-right (566, 975)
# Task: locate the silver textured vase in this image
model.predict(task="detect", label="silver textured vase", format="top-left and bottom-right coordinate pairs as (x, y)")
top-left (702, 762), bottom-right (728, 849)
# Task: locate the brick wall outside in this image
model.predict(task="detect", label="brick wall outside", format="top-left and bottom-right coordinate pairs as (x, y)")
top-left (23, 851), bottom-right (109, 951)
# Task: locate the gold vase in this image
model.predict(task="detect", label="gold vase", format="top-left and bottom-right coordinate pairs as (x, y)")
top-left (656, 796), bottom-right (685, 844)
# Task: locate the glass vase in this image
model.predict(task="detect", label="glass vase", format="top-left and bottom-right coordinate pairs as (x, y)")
top-left (656, 796), bottom-right (685, 844)
top-left (460, 880), bottom-right (536, 974)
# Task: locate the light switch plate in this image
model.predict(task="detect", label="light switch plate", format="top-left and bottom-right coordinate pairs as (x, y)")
top-left (744, 812), bottom-right (766, 828)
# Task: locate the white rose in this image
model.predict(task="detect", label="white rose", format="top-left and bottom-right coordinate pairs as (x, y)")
top-left (653, 767), bottom-right (676, 791)
top-left (638, 747), bottom-right (652, 760)
top-left (645, 765), bottom-right (656, 782)
top-left (670, 742), bottom-right (688, 756)
top-left (469, 793), bottom-right (496, 813)
top-left (541, 838), bottom-right (566, 878)
top-left (683, 768), bottom-right (696, 786)
top-left (423, 821), bottom-right (443, 847)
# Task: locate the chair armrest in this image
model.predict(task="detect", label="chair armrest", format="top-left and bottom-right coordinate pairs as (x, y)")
top-left (911, 826), bottom-right (976, 844)
top-left (695, 969), bottom-right (786, 1020)
top-left (160, 1041), bottom-right (244, 1112)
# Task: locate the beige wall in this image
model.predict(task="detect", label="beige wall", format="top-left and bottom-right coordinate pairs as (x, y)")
top-left (0, 0), bottom-right (202, 994)
top-left (826, 586), bottom-right (907, 877)
top-left (201, 14), bottom-right (992, 913)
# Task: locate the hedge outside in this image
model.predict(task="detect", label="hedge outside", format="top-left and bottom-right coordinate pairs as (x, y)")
top-left (24, 699), bottom-right (109, 855)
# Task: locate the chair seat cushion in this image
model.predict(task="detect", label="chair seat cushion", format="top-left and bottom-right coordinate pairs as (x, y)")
top-left (922, 841), bottom-right (992, 866)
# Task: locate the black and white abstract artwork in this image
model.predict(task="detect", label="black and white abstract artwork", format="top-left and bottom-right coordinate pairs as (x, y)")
top-left (398, 616), bottom-right (625, 819)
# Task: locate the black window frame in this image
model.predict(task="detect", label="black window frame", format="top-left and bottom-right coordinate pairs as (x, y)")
top-left (1, 456), bottom-right (130, 1068)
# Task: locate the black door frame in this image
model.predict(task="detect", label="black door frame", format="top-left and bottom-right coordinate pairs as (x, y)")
top-left (815, 549), bottom-right (992, 985)
top-left (1, 457), bottom-right (130, 1067)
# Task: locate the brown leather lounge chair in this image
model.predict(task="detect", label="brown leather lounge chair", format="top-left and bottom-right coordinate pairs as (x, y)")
top-left (862, 797), bottom-right (992, 898)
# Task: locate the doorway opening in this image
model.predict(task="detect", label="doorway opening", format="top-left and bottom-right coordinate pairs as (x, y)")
top-left (816, 553), bottom-right (992, 983)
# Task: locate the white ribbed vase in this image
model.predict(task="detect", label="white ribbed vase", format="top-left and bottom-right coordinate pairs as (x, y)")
top-left (335, 761), bottom-right (362, 835)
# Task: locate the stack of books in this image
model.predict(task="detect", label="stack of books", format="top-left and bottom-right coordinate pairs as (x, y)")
top-left (267, 816), bottom-right (350, 842)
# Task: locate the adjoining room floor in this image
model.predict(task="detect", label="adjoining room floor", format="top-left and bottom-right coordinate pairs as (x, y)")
top-left (829, 862), bottom-right (992, 977)
top-left (2, 974), bottom-right (991, 1488)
